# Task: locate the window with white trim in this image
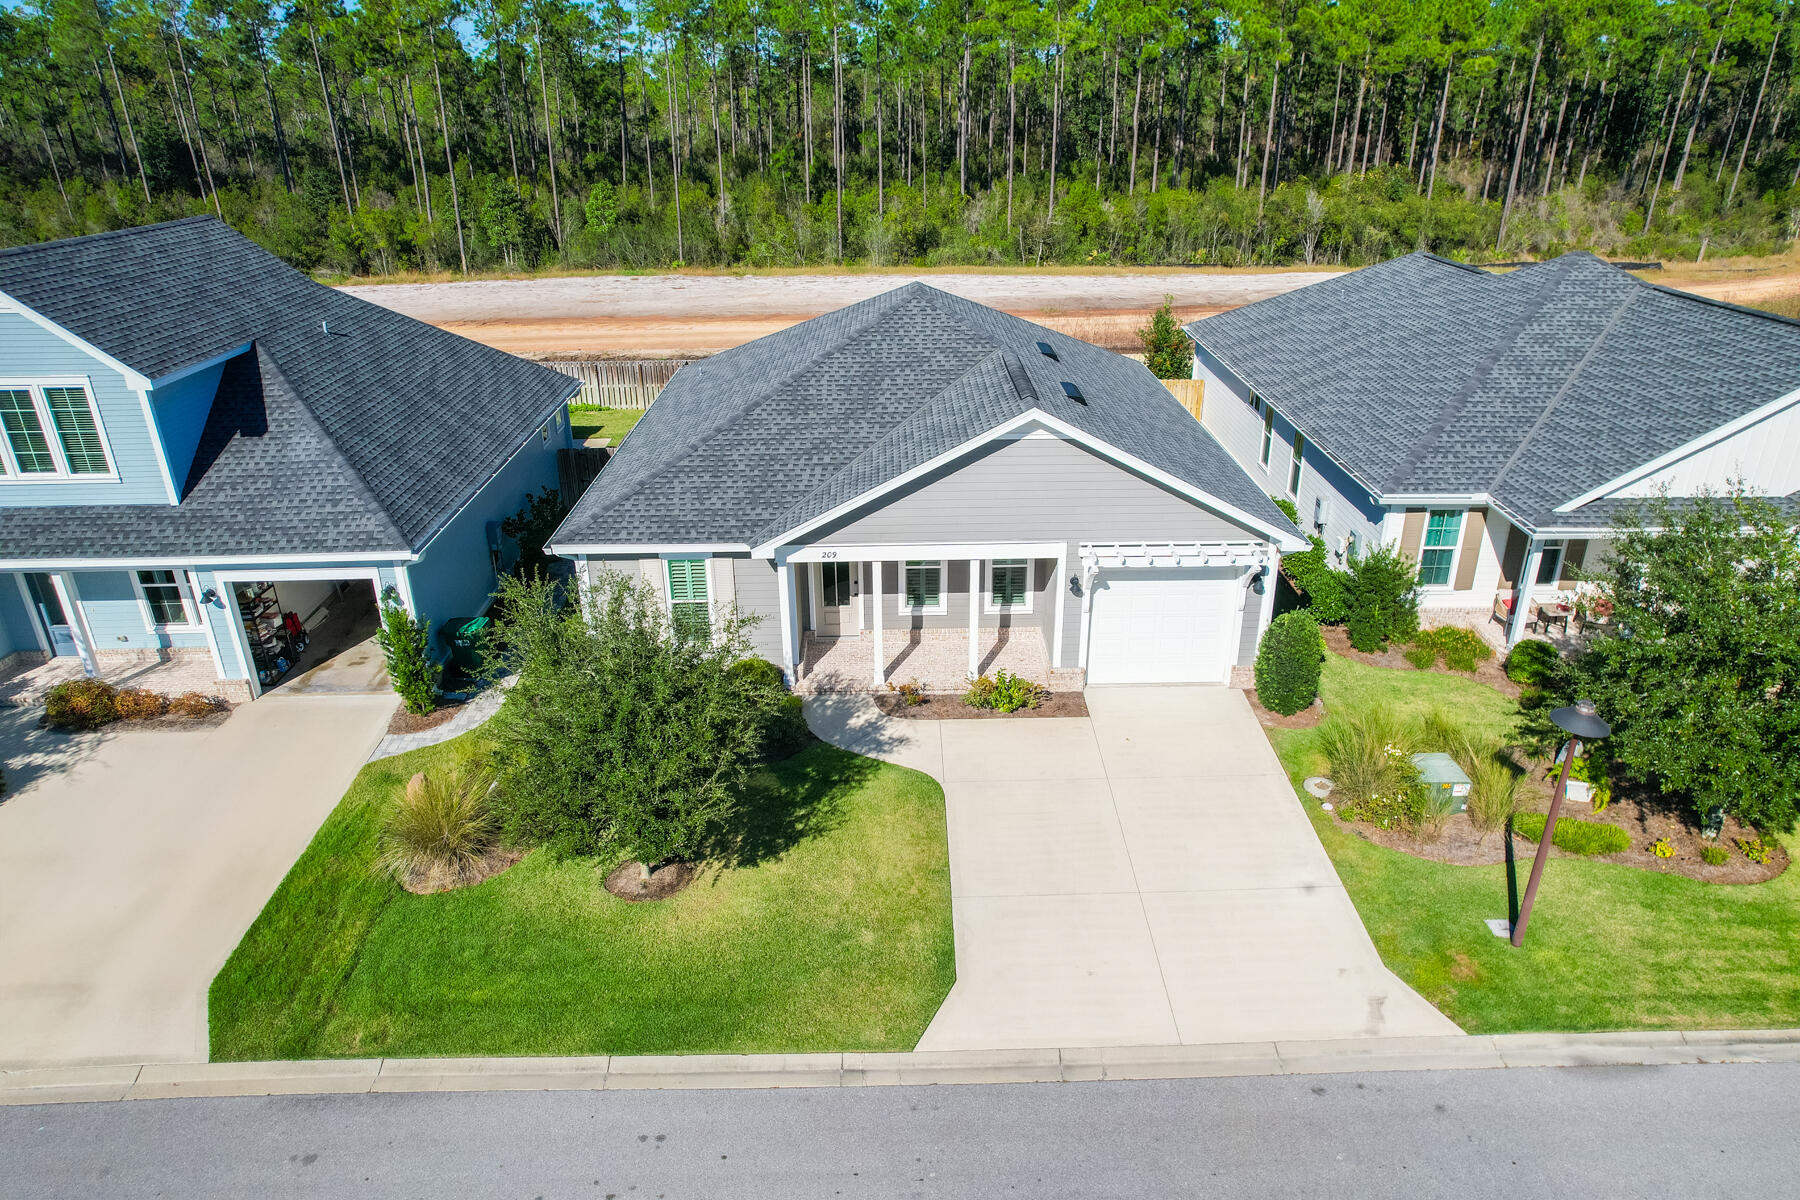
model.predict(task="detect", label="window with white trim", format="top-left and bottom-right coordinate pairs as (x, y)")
top-left (1535, 540), bottom-right (1566, 586)
top-left (135, 570), bottom-right (200, 629)
top-left (0, 383), bottom-right (111, 478)
top-left (1259, 404), bottom-right (1275, 467)
top-left (903, 560), bottom-right (944, 613)
top-left (987, 559), bottom-right (1032, 613)
top-left (666, 558), bottom-right (711, 641)
top-left (1287, 432), bottom-right (1306, 496)
top-left (1417, 510), bottom-right (1464, 587)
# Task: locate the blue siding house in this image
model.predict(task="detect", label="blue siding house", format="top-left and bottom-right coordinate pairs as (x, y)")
top-left (0, 218), bottom-right (577, 700)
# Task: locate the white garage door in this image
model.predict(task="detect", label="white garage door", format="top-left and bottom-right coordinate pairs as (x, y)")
top-left (1086, 569), bottom-right (1238, 684)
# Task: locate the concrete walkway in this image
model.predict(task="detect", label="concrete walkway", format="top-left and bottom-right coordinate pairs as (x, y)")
top-left (0, 694), bottom-right (394, 1068)
top-left (806, 688), bottom-right (1458, 1051)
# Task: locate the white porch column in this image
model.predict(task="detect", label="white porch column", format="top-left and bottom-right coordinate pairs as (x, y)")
top-left (50, 572), bottom-right (98, 678)
top-left (870, 560), bottom-right (885, 688)
top-left (1052, 546), bottom-right (1069, 669)
top-left (967, 558), bottom-right (981, 678)
top-left (776, 560), bottom-right (796, 678)
top-left (1257, 553), bottom-right (1279, 639)
top-left (1507, 539), bottom-right (1542, 648)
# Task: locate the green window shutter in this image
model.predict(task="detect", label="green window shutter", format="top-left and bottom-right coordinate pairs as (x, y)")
top-left (0, 389), bottom-right (57, 473)
top-left (904, 561), bottom-right (941, 609)
top-left (991, 560), bottom-right (1028, 606)
top-left (666, 558), bottom-right (711, 641)
top-left (44, 387), bottom-right (109, 474)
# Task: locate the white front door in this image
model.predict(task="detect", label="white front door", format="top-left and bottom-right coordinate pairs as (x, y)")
top-left (816, 561), bottom-right (856, 637)
top-left (1086, 569), bottom-right (1236, 684)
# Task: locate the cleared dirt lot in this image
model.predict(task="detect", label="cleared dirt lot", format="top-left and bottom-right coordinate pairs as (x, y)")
top-left (340, 269), bottom-right (1342, 357)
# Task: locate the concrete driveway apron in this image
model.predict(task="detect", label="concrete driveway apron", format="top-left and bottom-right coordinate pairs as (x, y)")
top-left (0, 693), bottom-right (394, 1067)
top-left (808, 688), bottom-right (1459, 1052)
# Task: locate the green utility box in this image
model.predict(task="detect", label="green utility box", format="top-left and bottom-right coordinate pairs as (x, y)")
top-left (441, 616), bottom-right (491, 674)
top-left (1411, 752), bottom-right (1472, 813)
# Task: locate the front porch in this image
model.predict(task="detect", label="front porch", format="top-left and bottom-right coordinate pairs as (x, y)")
top-left (0, 648), bottom-right (239, 708)
top-left (796, 627), bottom-right (1082, 695)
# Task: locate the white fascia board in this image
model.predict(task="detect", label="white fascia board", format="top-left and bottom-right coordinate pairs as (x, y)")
top-left (548, 542), bottom-right (751, 557)
top-left (0, 551), bottom-right (417, 571)
top-left (151, 342), bottom-right (254, 388)
top-left (1553, 384), bottom-right (1800, 513)
top-left (782, 542), bottom-right (1067, 564)
top-left (752, 408), bottom-right (1309, 556)
top-left (1379, 492), bottom-right (1495, 505)
top-left (0, 290), bottom-right (154, 391)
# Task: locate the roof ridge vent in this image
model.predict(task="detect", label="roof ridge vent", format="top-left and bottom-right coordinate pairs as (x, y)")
top-left (998, 350), bottom-right (1039, 403)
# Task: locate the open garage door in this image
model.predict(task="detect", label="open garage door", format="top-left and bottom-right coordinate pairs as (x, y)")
top-left (1085, 568), bottom-right (1238, 685)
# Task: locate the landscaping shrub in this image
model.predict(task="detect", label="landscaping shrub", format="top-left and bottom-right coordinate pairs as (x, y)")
top-left (168, 691), bottom-right (228, 718)
top-left (1403, 643), bottom-right (1437, 670)
top-left (1736, 837), bottom-right (1773, 865)
top-left (1253, 609), bottom-right (1324, 715)
top-left (1650, 838), bottom-right (1675, 858)
top-left (376, 601), bottom-right (440, 716)
top-left (1578, 489), bottom-right (1800, 833)
top-left (964, 670), bottom-right (1047, 713)
top-left (1404, 626), bottom-right (1493, 672)
top-left (500, 486), bottom-right (571, 580)
top-left (1343, 545), bottom-right (1420, 650)
top-left (1318, 706), bottom-right (1424, 830)
top-left (1700, 845), bottom-right (1730, 866)
top-left (484, 571), bottom-right (776, 866)
top-left (1279, 535), bottom-right (1348, 623)
top-left (113, 688), bottom-right (170, 720)
top-left (1464, 754), bottom-right (1523, 836)
top-left (43, 679), bottom-right (119, 730)
top-left (1271, 496), bottom-right (1299, 523)
top-left (1511, 813), bottom-right (1631, 856)
top-left (886, 678), bottom-right (926, 706)
top-left (378, 763), bottom-right (502, 892)
top-left (728, 658), bottom-right (813, 761)
top-left (1503, 639), bottom-right (1566, 689)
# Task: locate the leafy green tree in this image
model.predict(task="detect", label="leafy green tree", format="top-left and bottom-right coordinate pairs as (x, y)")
top-left (1577, 489), bottom-right (1800, 832)
top-left (584, 179), bottom-right (618, 236)
top-left (499, 485), bottom-right (569, 579)
top-left (1136, 294), bottom-right (1194, 379)
top-left (483, 571), bottom-right (781, 867)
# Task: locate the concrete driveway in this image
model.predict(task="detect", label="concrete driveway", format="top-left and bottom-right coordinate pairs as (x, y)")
top-left (808, 688), bottom-right (1458, 1051)
top-left (0, 693), bottom-right (393, 1067)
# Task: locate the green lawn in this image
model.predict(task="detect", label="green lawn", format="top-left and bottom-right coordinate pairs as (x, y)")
top-left (568, 404), bottom-right (644, 444)
top-left (1270, 652), bottom-right (1800, 1033)
top-left (210, 738), bottom-right (954, 1061)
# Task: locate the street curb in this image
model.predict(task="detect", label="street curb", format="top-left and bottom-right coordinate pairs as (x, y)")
top-left (4, 1031), bottom-right (1799, 1106)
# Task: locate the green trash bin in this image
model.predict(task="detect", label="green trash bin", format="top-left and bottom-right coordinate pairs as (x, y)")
top-left (441, 616), bottom-right (491, 675)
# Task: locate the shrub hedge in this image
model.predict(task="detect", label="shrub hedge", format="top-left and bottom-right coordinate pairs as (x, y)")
top-left (1254, 610), bottom-right (1325, 715)
top-left (1512, 812), bottom-right (1631, 856)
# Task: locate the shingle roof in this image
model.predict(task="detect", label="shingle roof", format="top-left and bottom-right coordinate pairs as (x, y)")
top-left (0, 218), bottom-right (577, 558)
top-left (1186, 252), bottom-right (1800, 532)
top-left (550, 283), bottom-right (1301, 550)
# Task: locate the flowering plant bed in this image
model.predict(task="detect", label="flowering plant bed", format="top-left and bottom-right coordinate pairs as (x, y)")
top-left (872, 690), bottom-right (1089, 720)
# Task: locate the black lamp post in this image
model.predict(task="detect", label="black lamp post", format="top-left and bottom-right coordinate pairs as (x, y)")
top-left (1510, 698), bottom-right (1612, 949)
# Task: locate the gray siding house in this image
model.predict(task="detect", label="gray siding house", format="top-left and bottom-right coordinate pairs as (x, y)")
top-left (1186, 252), bottom-right (1800, 644)
top-left (549, 284), bottom-right (1305, 690)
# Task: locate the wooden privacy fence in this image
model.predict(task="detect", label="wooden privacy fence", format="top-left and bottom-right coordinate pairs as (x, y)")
top-left (548, 360), bottom-right (691, 409)
top-left (1163, 378), bottom-right (1204, 421)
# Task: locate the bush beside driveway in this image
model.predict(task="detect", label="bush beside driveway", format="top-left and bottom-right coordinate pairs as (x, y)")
top-left (1270, 653), bottom-right (1800, 1034)
top-left (209, 737), bottom-right (954, 1061)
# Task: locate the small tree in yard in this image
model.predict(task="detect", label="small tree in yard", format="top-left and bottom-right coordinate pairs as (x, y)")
top-left (1255, 610), bottom-right (1325, 715)
top-left (376, 602), bottom-right (440, 715)
top-left (501, 486), bottom-right (570, 580)
top-left (1343, 545), bottom-right (1421, 651)
top-left (1577, 489), bottom-right (1800, 833)
top-left (483, 572), bottom-right (781, 869)
top-left (1136, 295), bottom-right (1194, 380)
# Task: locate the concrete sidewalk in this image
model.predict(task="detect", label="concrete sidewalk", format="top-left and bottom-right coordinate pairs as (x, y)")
top-left (4, 1030), bottom-right (1798, 1105)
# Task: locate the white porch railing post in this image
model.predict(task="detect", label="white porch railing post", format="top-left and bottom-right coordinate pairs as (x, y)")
top-left (1507, 539), bottom-right (1541, 647)
top-left (870, 560), bottom-right (885, 688)
top-left (968, 558), bottom-right (981, 679)
top-left (776, 560), bottom-right (796, 681)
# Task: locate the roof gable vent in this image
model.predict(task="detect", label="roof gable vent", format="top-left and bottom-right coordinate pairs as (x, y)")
top-left (1060, 381), bottom-right (1086, 404)
top-left (1036, 341), bottom-right (1059, 361)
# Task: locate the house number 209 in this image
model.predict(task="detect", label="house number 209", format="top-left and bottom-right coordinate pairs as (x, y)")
top-left (820, 551), bottom-right (838, 560)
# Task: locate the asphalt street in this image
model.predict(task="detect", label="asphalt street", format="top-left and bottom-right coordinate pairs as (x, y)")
top-left (4, 1063), bottom-right (1796, 1199)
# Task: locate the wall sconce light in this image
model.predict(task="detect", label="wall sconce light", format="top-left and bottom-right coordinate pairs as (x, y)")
top-left (1068, 575), bottom-right (1083, 598)
top-left (200, 587), bottom-right (220, 605)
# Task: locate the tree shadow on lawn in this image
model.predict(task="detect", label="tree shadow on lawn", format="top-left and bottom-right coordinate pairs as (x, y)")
top-left (703, 742), bottom-right (885, 871)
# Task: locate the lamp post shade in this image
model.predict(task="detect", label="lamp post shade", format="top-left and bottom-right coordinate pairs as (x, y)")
top-left (1551, 698), bottom-right (1612, 742)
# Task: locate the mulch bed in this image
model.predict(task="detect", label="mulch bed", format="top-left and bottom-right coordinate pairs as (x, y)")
top-left (38, 710), bottom-right (233, 734)
top-left (400, 848), bottom-right (524, 895)
top-left (872, 691), bottom-right (1090, 720)
top-left (1249, 690), bottom-right (1324, 729)
top-left (604, 860), bottom-right (698, 901)
top-left (387, 698), bottom-right (466, 735)
top-left (1322, 624), bottom-right (1521, 699)
top-left (1325, 778), bottom-right (1788, 884)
